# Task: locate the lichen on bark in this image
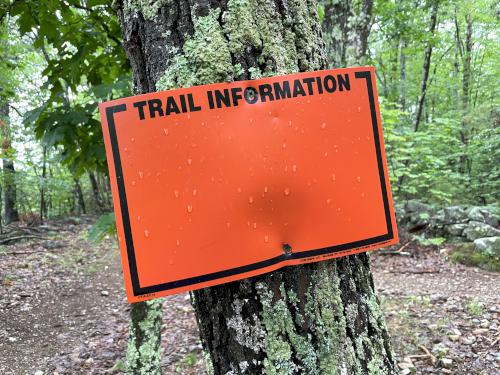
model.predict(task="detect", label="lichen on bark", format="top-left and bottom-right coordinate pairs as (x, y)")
top-left (156, 8), bottom-right (234, 90)
top-left (192, 255), bottom-right (396, 374)
top-left (126, 299), bottom-right (163, 375)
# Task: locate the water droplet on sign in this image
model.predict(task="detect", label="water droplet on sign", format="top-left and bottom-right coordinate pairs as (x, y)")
top-left (187, 205), bottom-right (193, 213)
top-left (356, 176), bottom-right (361, 182)
top-left (237, 187), bottom-right (242, 193)
top-left (187, 159), bottom-right (192, 166)
top-left (248, 196), bottom-right (254, 204)
top-left (176, 239), bottom-right (180, 246)
top-left (264, 235), bottom-right (269, 243)
top-left (192, 189), bottom-right (197, 196)
top-left (326, 199), bottom-right (332, 204)
top-left (284, 188), bottom-right (290, 196)
top-left (253, 222), bottom-right (257, 229)
top-left (331, 173), bottom-right (336, 181)
top-left (138, 171), bottom-right (144, 179)
top-left (163, 129), bottom-right (169, 136)
top-left (321, 122), bottom-right (327, 129)
top-left (226, 222), bottom-right (231, 228)
top-left (264, 186), bottom-right (268, 193)
top-left (144, 230), bottom-right (150, 238)
top-left (292, 165), bottom-right (297, 173)
top-left (174, 190), bottom-right (179, 198)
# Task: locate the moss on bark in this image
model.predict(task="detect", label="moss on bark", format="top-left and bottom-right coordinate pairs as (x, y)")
top-left (126, 299), bottom-right (163, 375)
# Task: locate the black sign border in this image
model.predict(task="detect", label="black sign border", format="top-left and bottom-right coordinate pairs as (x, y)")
top-left (105, 70), bottom-right (394, 297)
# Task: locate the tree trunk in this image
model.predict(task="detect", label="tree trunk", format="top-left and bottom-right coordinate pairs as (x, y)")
top-left (322, 0), bottom-right (374, 68)
top-left (453, 9), bottom-right (473, 176)
top-left (399, 39), bottom-right (407, 112)
top-left (413, 0), bottom-right (438, 132)
top-left (48, 165), bottom-right (53, 217)
top-left (460, 15), bottom-right (473, 179)
top-left (127, 299), bottom-right (163, 375)
top-left (0, 102), bottom-right (19, 224)
top-left (461, 15), bottom-right (472, 114)
top-left (116, 0), bottom-right (395, 373)
top-left (40, 145), bottom-right (47, 222)
top-left (89, 171), bottom-right (104, 212)
top-left (74, 177), bottom-right (86, 215)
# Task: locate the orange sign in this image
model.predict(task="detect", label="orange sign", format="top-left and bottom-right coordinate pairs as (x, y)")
top-left (99, 67), bottom-right (398, 303)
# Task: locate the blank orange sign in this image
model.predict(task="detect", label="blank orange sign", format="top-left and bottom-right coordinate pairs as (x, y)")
top-left (99, 67), bottom-right (398, 303)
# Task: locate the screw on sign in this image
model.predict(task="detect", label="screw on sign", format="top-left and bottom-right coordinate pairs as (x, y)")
top-left (99, 66), bottom-right (399, 303)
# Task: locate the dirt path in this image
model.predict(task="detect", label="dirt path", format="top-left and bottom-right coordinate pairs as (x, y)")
top-left (0, 220), bottom-right (498, 374)
top-left (372, 244), bottom-right (500, 375)
top-left (0, 219), bottom-right (129, 375)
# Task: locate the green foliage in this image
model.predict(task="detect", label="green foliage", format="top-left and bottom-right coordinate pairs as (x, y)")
top-left (466, 300), bottom-right (486, 316)
top-left (368, 0), bottom-right (500, 205)
top-left (112, 358), bottom-right (127, 372)
top-left (413, 235), bottom-right (446, 246)
top-left (176, 352), bottom-right (199, 372)
top-left (7, 0), bottom-right (131, 175)
top-left (88, 212), bottom-right (116, 243)
top-left (0, 0), bottom-right (497, 223)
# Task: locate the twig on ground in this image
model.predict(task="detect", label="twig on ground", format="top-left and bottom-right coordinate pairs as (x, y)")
top-left (390, 269), bottom-right (441, 274)
top-left (490, 335), bottom-right (499, 348)
top-left (397, 240), bottom-right (414, 253)
top-left (418, 345), bottom-right (437, 365)
top-left (379, 251), bottom-right (411, 256)
top-left (0, 235), bottom-right (49, 245)
top-left (379, 239), bottom-right (414, 256)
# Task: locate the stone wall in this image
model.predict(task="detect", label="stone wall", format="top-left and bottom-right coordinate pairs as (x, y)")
top-left (396, 200), bottom-right (500, 264)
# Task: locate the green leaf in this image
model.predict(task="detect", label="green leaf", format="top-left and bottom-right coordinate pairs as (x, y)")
top-left (88, 213), bottom-right (116, 244)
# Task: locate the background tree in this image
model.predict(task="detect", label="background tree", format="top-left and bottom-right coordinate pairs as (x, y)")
top-left (116, 0), bottom-right (396, 374)
top-left (0, 18), bottom-right (20, 224)
top-left (0, 103), bottom-right (19, 224)
top-left (320, 0), bottom-right (374, 67)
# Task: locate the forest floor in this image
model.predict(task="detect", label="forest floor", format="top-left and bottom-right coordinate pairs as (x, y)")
top-left (0, 218), bottom-right (498, 375)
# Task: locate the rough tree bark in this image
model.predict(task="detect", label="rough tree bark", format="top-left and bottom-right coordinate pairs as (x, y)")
top-left (116, 0), bottom-right (395, 373)
top-left (322, 0), bottom-right (374, 68)
top-left (0, 102), bottom-right (19, 224)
